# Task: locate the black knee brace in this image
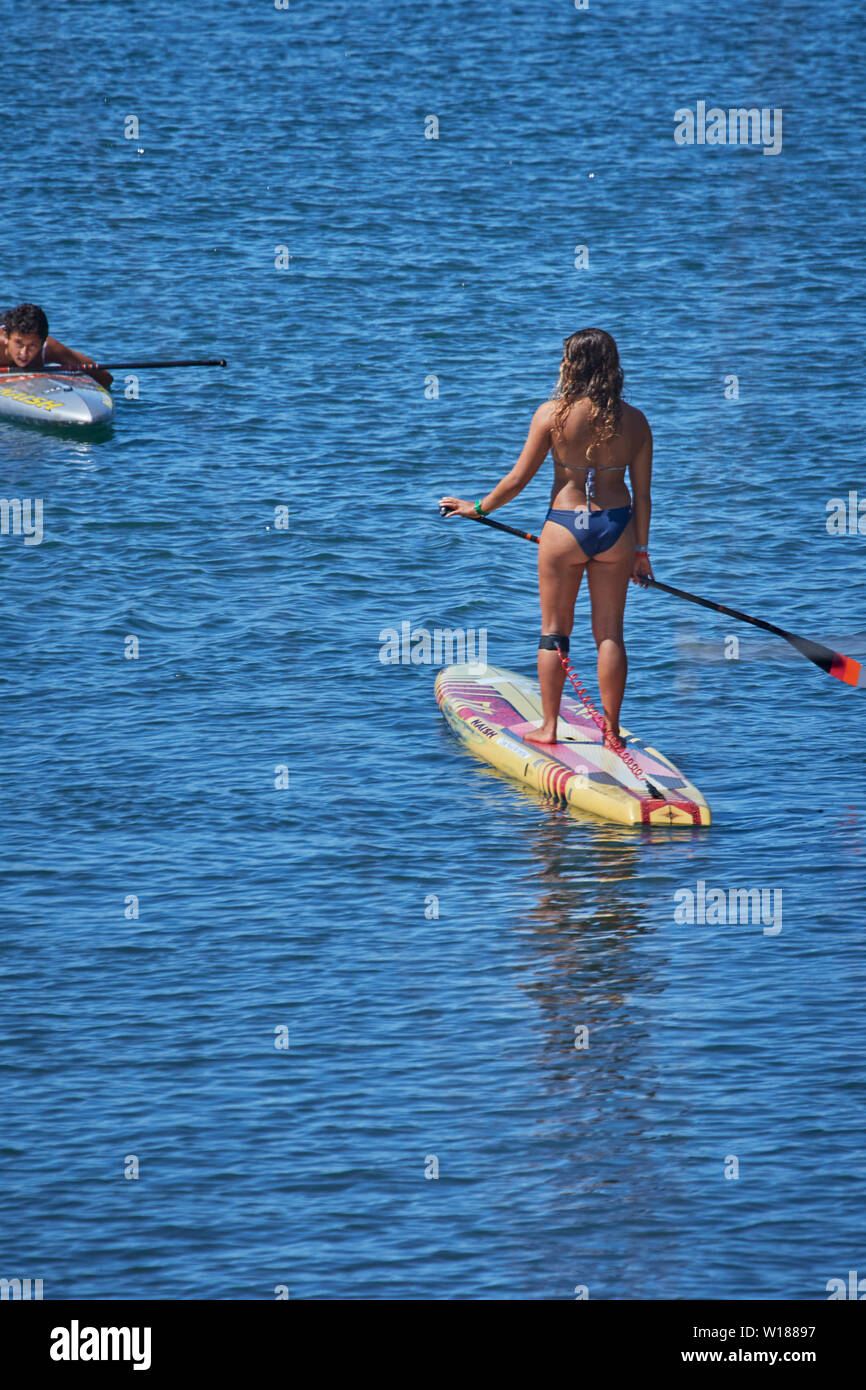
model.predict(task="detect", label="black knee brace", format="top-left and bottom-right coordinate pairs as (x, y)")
top-left (539, 633), bottom-right (569, 654)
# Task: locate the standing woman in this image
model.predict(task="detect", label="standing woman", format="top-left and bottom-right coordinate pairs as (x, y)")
top-left (440, 328), bottom-right (653, 749)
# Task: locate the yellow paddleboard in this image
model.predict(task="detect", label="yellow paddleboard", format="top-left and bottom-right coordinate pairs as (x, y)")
top-left (436, 663), bottom-right (711, 827)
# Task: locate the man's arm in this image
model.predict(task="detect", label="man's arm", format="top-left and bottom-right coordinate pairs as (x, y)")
top-left (44, 336), bottom-right (113, 389)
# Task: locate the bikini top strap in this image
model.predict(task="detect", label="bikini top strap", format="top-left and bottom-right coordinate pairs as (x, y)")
top-left (553, 454), bottom-right (627, 475)
top-left (554, 453), bottom-right (626, 501)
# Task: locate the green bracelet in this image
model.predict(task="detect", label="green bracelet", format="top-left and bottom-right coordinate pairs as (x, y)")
top-left (474, 499), bottom-right (488, 517)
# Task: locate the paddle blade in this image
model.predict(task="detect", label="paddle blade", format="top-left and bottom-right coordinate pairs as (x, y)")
top-left (787, 634), bottom-right (864, 687)
top-left (642, 576), bottom-right (864, 690)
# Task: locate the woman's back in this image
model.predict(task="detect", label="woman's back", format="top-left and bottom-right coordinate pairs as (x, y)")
top-left (551, 397), bottom-right (649, 511)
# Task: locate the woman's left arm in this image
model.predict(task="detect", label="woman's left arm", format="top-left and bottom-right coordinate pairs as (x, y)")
top-left (440, 402), bottom-right (552, 518)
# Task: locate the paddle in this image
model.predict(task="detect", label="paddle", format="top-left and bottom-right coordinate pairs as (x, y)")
top-left (637, 575), bottom-right (863, 687)
top-left (440, 507), bottom-right (864, 689)
top-left (0, 358), bottom-right (227, 373)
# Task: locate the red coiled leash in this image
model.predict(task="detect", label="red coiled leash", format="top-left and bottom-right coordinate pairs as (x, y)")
top-left (554, 645), bottom-right (661, 794)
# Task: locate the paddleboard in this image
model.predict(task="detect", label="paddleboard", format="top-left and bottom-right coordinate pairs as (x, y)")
top-left (436, 663), bottom-right (711, 826)
top-left (0, 371), bottom-right (114, 426)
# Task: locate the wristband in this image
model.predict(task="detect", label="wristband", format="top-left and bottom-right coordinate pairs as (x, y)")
top-left (635, 545), bottom-right (649, 554)
top-left (474, 499), bottom-right (488, 517)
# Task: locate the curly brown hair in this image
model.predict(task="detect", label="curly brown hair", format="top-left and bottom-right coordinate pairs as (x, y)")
top-left (3, 303), bottom-right (49, 340)
top-left (552, 328), bottom-right (624, 463)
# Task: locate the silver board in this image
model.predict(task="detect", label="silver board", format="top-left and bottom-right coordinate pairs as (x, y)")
top-left (0, 372), bottom-right (114, 425)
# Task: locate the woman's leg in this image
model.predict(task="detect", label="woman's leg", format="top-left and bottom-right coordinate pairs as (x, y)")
top-left (586, 523), bottom-right (635, 739)
top-left (526, 520), bottom-right (587, 743)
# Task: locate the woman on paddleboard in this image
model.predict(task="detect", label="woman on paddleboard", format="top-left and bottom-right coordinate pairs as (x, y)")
top-left (440, 328), bottom-right (653, 750)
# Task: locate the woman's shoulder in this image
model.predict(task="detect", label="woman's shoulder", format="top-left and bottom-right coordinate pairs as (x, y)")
top-left (621, 400), bottom-right (651, 436)
top-left (532, 398), bottom-right (558, 432)
top-left (547, 395), bottom-right (591, 424)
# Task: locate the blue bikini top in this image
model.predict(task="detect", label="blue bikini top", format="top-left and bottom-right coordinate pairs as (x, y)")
top-left (554, 450), bottom-right (626, 502)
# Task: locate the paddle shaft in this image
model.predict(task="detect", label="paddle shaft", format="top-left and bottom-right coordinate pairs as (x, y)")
top-left (446, 509), bottom-right (863, 687)
top-left (0, 358), bottom-right (227, 374)
top-left (643, 575), bottom-right (794, 642)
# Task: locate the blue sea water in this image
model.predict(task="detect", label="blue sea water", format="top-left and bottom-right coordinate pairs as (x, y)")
top-left (0, 0), bottom-right (864, 1300)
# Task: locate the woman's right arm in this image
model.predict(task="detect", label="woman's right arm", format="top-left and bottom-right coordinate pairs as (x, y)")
top-left (628, 415), bottom-right (653, 582)
top-left (439, 401), bottom-right (552, 519)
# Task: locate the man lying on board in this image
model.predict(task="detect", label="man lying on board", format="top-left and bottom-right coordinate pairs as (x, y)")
top-left (0, 303), bottom-right (113, 389)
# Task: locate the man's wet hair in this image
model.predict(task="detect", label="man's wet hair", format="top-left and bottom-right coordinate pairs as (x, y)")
top-left (3, 303), bottom-right (49, 339)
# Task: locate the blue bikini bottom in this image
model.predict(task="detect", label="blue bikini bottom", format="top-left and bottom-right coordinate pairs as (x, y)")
top-left (544, 504), bottom-right (633, 558)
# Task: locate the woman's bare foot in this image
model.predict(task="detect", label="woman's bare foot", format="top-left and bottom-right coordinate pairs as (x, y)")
top-left (525, 723), bottom-right (558, 745)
